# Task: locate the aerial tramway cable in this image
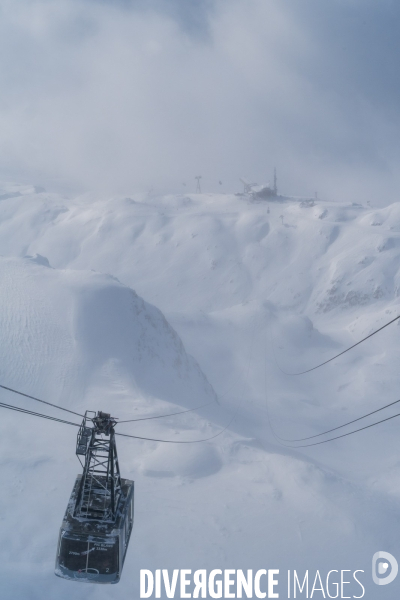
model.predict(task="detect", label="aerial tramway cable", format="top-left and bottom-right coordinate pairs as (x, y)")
top-left (266, 311), bottom-right (400, 447)
top-left (0, 383), bottom-right (216, 425)
top-left (268, 396), bottom-right (400, 443)
top-left (274, 409), bottom-right (400, 448)
top-left (0, 397), bottom-right (233, 444)
top-left (274, 313), bottom-right (400, 376)
top-left (115, 424), bottom-right (231, 444)
top-left (0, 383), bottom-right (85, 418)
top-left (117, 401), bottom-right (214, 423)
top-left (0, 400), bottom-right (80, 427)
top-left (264, 354), bottom-right (400, 448)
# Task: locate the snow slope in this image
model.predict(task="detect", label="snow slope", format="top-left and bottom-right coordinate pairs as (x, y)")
top-left (1, 182), bottom-right (400, 598)
top-left (0, 256), bottom-right (216, 415)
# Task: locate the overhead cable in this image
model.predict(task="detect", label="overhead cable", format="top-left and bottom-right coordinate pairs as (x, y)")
top-left (0, 398), bottom-right (233, 445)
top-left (0, 400), bottom-right (80, 427)
top-left (116, 418), bottom-right (234, 444)
top-left (265, 318), bottom-right (400, 448)
top-left (0, 383), bottom-right (85, 418)
top-left (276, 314), bottom-right (400, 375)
top-left (281, 409), bottom-right (400, 448)
top-left (273, 397), bottom-right (400, 443)
top-left (117, 401), bottom-right (214, 423)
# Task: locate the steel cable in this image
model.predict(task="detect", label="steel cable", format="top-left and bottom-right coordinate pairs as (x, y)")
top-left (0, 383), bottom-right (85, 418)
top-left (274, 314), bottom-right (400, 376)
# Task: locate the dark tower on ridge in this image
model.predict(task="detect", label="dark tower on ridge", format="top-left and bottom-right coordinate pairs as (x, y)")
top-left (273, 168), bottom-right (278, 196)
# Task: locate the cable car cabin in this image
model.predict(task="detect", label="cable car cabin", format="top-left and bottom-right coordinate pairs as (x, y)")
top-left (55, 474), bottom-right (134, 583)
top-left (55, 411), bottom-right (134, 584)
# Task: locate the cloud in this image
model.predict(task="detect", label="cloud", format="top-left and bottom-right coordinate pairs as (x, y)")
top-left (0, 0), bottom-right (400, 203)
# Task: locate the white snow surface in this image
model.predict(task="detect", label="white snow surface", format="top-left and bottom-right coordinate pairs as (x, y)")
top-left (1, 183), bottom-right (400, 597)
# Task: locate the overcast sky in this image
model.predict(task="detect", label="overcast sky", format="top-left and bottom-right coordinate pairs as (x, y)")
top-left (1, 0), bottom-right (400, 203)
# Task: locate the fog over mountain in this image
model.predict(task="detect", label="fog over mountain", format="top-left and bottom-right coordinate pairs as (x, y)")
top-left (1, 0), bottom-right (400, 203)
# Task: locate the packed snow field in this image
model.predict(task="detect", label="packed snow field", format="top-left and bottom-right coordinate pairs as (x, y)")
top-left (1, 182), bottom-right (400, 598)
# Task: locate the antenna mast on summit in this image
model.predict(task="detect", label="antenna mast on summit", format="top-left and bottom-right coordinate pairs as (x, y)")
top-left (273, 168), bottom-right (278, 196)
top-left (195, 176), bottom-right (202, 193)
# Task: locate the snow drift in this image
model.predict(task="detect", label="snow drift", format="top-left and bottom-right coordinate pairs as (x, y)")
top-left (0, 255), bottom-right (216, 415)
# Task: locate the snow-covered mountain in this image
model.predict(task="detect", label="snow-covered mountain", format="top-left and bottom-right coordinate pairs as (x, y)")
top-left (0, 256), bottom-right (216, 414)
top-left (1, 181), bottom-right (400, 598)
